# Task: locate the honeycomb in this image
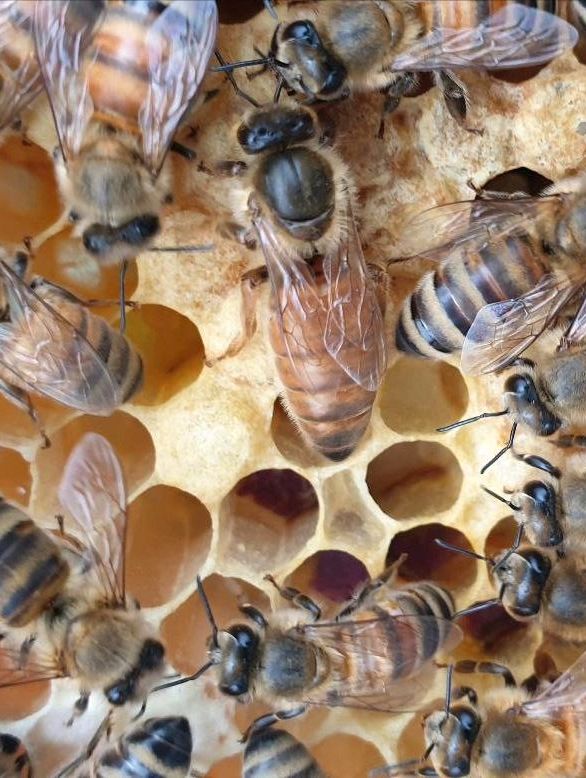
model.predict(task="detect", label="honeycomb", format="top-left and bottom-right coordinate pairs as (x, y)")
top-left (0, 1), bottom-right (585, 775)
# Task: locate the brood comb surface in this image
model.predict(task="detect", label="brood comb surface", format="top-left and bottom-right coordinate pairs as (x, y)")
top-left (0, 1), bottom-right (585, 775)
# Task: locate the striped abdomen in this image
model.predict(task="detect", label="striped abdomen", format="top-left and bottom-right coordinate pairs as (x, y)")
top-left (268, 260), bottom-right (381, 461)
top-left (371, 581), bottom-right (457, 679)
top-left (56, 298), bottom-right (144, 407)
top-left (0, 503), bottom-right (69, 628)
top-left (0, 733), bottom-right (30, 778)
top-left (396, 233), bottom-right (549, 359)
top-left (96, 717), bottom-right (192, 778)
top-left (244, 729), bottom-right (327, 778)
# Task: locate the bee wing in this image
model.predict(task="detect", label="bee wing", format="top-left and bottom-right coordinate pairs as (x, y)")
top-left (253, 212), bottom-right (327, 388)
top-left (558, 293), bottom-right (586, 349)
top-left (392, 3), bottom-right (578, 71)
top-left (297, 615), bottom-right (461, 711)
top-left (33, 0), bottom-right (103, 159)
top-left (0, 1), bottom-right (43, 132)
top-left (58, 433), bottom-right (127, 607)
top-left (522, 649), bottom-right (586, 720)
top-left (403, 195), bottom-right (562, 262)
top-left (138, 0), bottom-right (218, 175)
top-left (461, 273), bottom-right (583, 375)
top-left (0, 637), bottom-right (63, 688)
top-left (322, 198), bottom-right (387, 392)
top-left (0, 262), bottom-right (122, 413)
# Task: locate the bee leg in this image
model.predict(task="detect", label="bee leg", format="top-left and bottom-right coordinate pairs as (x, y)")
top-left (378, 72), bottom-right (418, 139)
top-left (82, 298), bottom-right (139, 310)
top-left (24, 210), bottom-right (72, 255)
top-left (55, 712), bottom-right (110, 778)
top-left (435, 70), bottom-right (483, 136)
top-left (240, 705), bottom-right (307, 743)
top-left (512, 452), bottom-right (560, 478)
top-left (0, 381), bottom-right (49, 448)
top-left (66, 690), bottom-right (90, 727)
top-left (170, 140), bottom-right (196, 161)
top-left (337, 553), bottom-right (408, 619)
top-left (218, 220), bottom-right (257, 249)
top-left (206, 266), bottom-right (268, 365)
top-left (451, 685), bottom-right (478, 705)
top-left (522, 649), bottom-right (559, 693)
top-left (264, 574), bottom-right (321, 620)
top-left (552, 434), bottom-right (586, 449)
top-left (452, 659), bottom-right (516, 687)
top-left (239, 604), bottom-right (269, 629)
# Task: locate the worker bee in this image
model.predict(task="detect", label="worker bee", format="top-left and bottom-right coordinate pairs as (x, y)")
top-left (55, 715), bottom-right (193, 778)
top-left (211, 103), bottom-right (387, 460)
top-left (157, 556), bottom-right (461, 739)
top-left (374, 653), bottom-right (586, 778)
top-left (396, 173), bottom-right (586, 376)
top-left (0, 734), bottom-right (31, 778)
top-left (0, 433), bottom-right (166, 721)
top-left (268, 1), bottom-right (578, 133)
top-left (31, 0), bottom-right (218, 262)
top-left (243, 728), bottom-right (327, 778)
top-left (0, 0), bottom-right (43, 142)
top-left (0, 251), bottom-right (142, 442)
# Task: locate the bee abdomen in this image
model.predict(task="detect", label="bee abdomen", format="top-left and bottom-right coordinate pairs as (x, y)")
top-left (244, 729), bottom-right (327, 778)
top-left (0, 504), bottom-right (69, 627)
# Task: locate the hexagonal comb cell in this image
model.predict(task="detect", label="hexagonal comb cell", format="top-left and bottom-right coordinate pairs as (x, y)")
top-left (218, 469), bottom-right (319, 575)
top-left (126, 485), bottom-right (212, 607)
top-left (270, 399), bottom-right (325, 468)
top-left (386, 523), bottom-right (477, 591)
top-left (366, 442), bottom-right (463, 519)
top-left (161, 574), bottom-right (270, 676)
top-left (313, 733), bottom-right (385, 778)
top-left (0, 680), bottom-right (51, 721)
top-left (478, 166), bottom-right (553, 194)
top-left (124, 304), bottom-right (205, 406)
top-left (285, 550), bottom-right (370, 617)
top-left (379, 358), bottom-right (468, 435)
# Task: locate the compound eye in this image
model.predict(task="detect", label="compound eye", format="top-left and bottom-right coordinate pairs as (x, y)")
top-left (457, 708), bottom-right (480, 743)
top-left (504, 374), bottom-right (531, 398)
top-left (525, 550), bottom-right (551, 580)
top-left (105, 679), bottom-right (133, 705)
top-left (220, 677), bottom-right (248, 696)
top-left (140, 639), bottom-right (165, 670)
top-left (523, 481), bottom-right (551, 505)
top-left (283, 20), bottom-right (320, 46)
top-left (229, 625), bottom-right (256, 649)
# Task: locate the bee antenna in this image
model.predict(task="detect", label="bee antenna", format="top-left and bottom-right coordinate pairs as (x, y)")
top-left (263, 0), bottom-right (278, 19)
top-left (434, 538), bottom-right (487, 562)
top-left (493, 522), bottom-right (525, 572)
top-left (453, 598), bottom-right (502, 620)
top-left (150, 660), bottom-right (214, 694)
top-left (214, 50), bottom-right (262, 108)
top-left (119, 258), bottom-right (129, 334)
top-left (481, 486), bottom-right (521, 511)
top-left (197, 575), bottom-right (219, 648)
top-left (436, 408), bottom-right (508, 433)
top-left (444, 665), bottom-right (453, 721)
top-left (480, 422), bottom-right (518, 475)
top-left (149, 244), bottom-right (215, 253)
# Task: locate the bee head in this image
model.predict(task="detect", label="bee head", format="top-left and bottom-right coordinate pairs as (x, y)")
top-left (237, 106), bottom-right (316, 154)
top-left (274, 20), bottom-right (348, 100)
top-left (104, 638), bottom-right (165, 705)
top-left (504, 374), bottom-right (561, 437)
top-left (215, 624), bottom-right (259, 697)
top-left (83, 214), bottom-right (160, 257)
top-left (492, 547), bottom-right (552, 619)
top-left (424, 705), bottom-right (480, 777)
top-left (519, 480), bottom-right (563, 547)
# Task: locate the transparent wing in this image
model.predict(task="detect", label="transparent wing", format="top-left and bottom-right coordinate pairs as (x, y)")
top-left (522, 648), bottom-right (586, 719)
top-left (139, 0), bottom-right (218, 175)
top-left (0, 635), bottom-right (63, 688)
top-left (323, 197), bottom-right (387, 392)
top-left (0, 262), bottom-right (122, 413)
top-left (461, 273), bottom-right (584, 375)
top-left (253, 212), bottom-right (328, 390)
top-left (33, 0), bottom-right (102, 159)
top-left (558, 293), bottom-right (586, 349)
top-left (393, 3), bottom-right (578, 71)
top-left (58, 433), bottom-right (127, 607)
top-left (403, 195), bottom-right (563, 262)
top-left (0, 1), bottom-right (43, 132)
top-left (297, 614), bottom-right (461, 711)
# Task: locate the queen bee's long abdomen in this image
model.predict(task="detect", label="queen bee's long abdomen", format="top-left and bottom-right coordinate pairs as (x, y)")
top-left (395, 232), bottom-right (549, 360)
top-left (267, 268), bottom-right (378, 462)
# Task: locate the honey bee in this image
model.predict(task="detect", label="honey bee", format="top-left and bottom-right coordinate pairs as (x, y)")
top-left (0, 251), bottom-right (142, 441)
top-left (0, 433), bottom-right (166, 721)
top-left (157, 557), bottom-right (461, 740)
top-left (212, 103), bottom-right (387, 460)
top-left (0, 733), bottom-right (31, 778)
top-left (31, 0), bottom-right (218, 262)
top-left (243, 727), bottom-right (327, 778)
top-left (396, 173), bottom-right (586, 376)
top-left (267, 1), bottom-right (578, 133)
top-left (374, 653), bottom-right (586, 778)
top-left (0, 0), bottom-right (43, 142)
top-left (56, 715), bottom-right (193, 778)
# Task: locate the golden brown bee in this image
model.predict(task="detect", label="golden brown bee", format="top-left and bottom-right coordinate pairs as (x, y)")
top-left (159, 557), bottom-right (461, 740)
top-left (0, 433), bottom-right (166, 722)
top-left (212, 103), bottom-right (387, 460)
top-left (396, 174), bottom-right (586, 376)
top-left (243, 728), bottom-right (327, 778)
top-left (0, 251), bottom-right (142, 440)
top-left (0, 1), bottom-right (43, 142)
top-left (0, 733), bottom-right (31, 778)
top-left (268, 0), bottom-right (578, 133)
top-left (375, 654), bottom-right (586, 778)
top-left (31, 0), bottom-right (217, 262)
top-left (0, 500), bottom-right (69, 628)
